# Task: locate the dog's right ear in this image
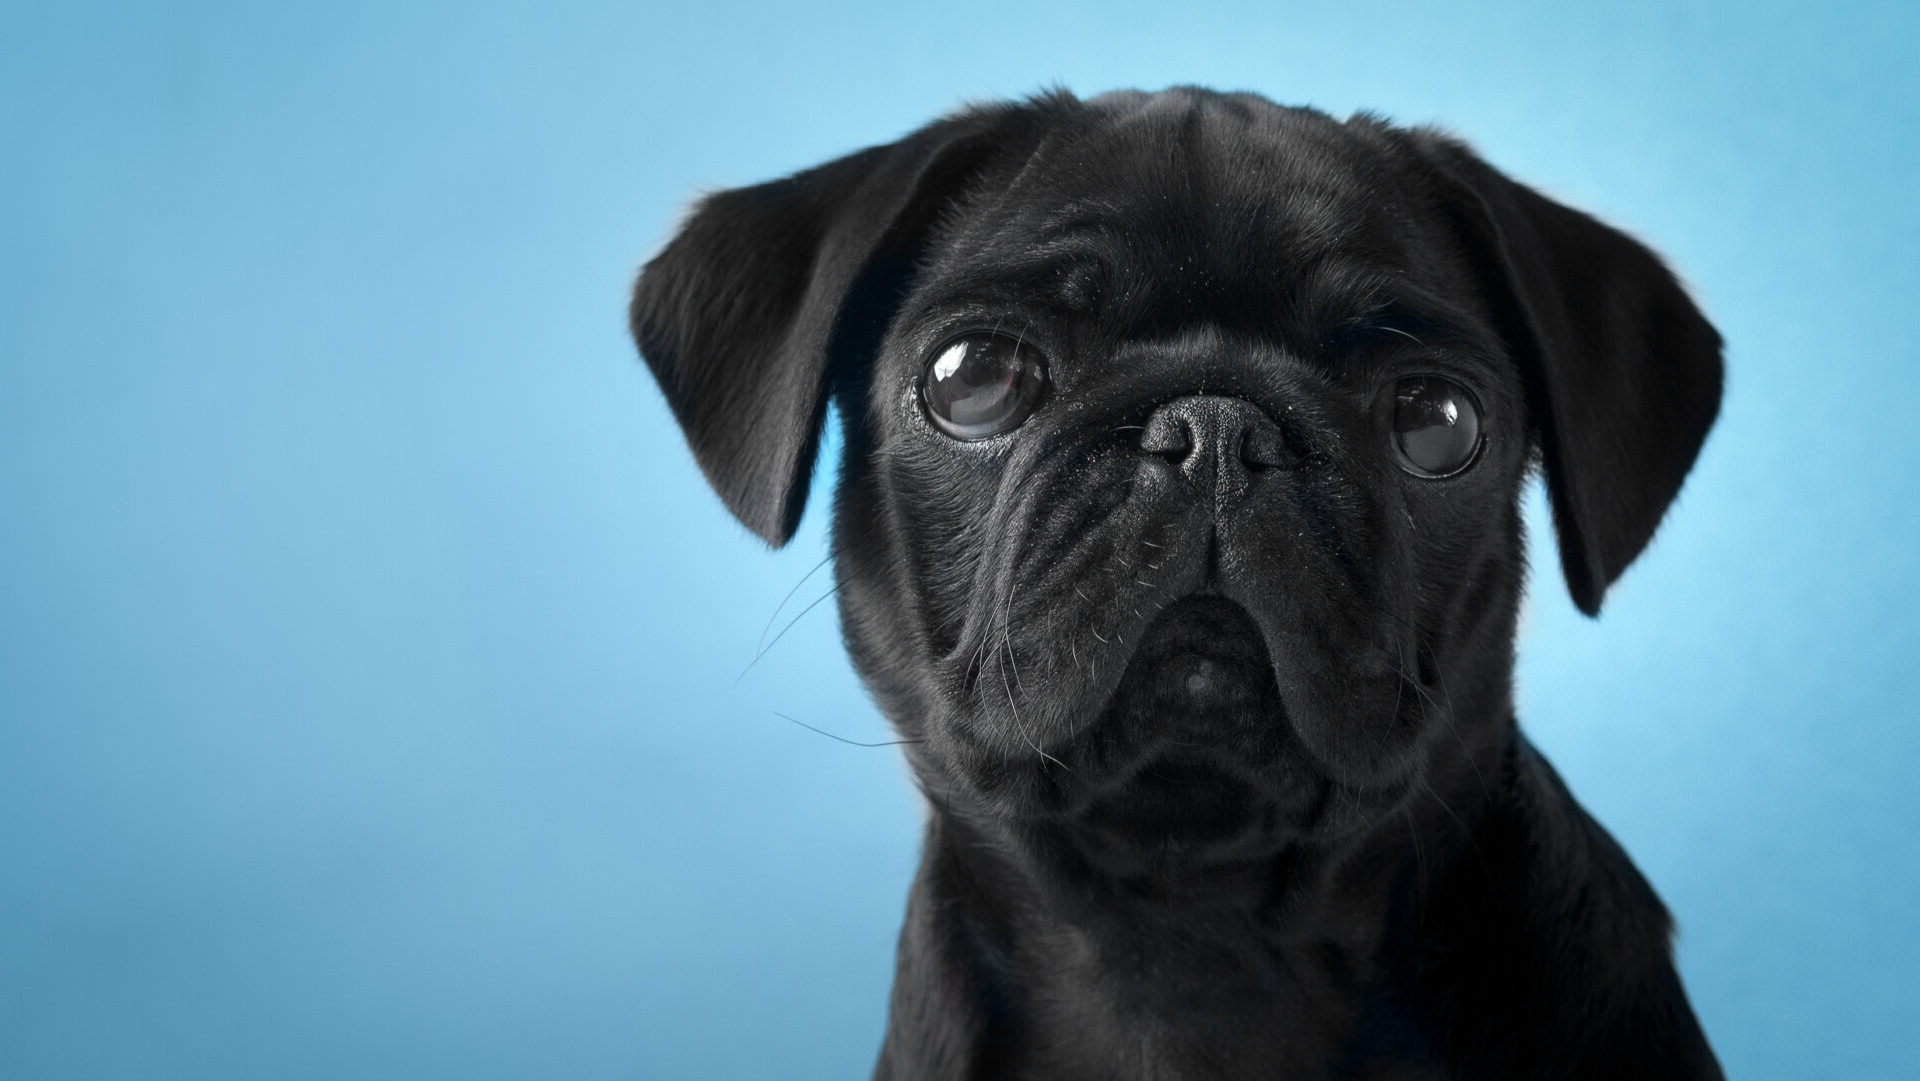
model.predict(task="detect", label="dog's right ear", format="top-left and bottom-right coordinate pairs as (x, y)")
top-left (632, 102), bottom-right (1055, 546)
top-left (1403, 131), bottom-right (1724, 616)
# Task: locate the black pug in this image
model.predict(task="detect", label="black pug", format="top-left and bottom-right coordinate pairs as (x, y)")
top-left (632, 88), bottom-right (1723, 1080)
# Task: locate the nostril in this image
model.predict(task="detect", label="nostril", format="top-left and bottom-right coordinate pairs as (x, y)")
top-left (1139, 412), bottom-right (1195, 463)
top-left (1240, 425), bottom-right (1288, 471)
top-left (1140, 395), bottom-right (1291, 480)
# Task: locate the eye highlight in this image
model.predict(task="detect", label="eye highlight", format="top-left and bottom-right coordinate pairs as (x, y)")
top-left (1389, 376), bottom-right (1483, 477)
top-left (921, 334), bottom-right (1049, 440)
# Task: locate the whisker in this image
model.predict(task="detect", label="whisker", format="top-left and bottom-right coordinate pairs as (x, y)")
top-left (736, 585), bottom-right (841, 683)
top-left (1004, 582), bottom-right (1027, 696)
top-left (999, 639), bottom-right (1066, 771)
top-left (773, 711), bottom-right (919, 748)
top-left (1421, 638), bottom-right (1489, 803)
top-left (759, 553), bottom-right (833, 654)
top-left (1401, 804), bottom-right (1428, 897)
top-left (1416, 774), bottom-right (1471, 836)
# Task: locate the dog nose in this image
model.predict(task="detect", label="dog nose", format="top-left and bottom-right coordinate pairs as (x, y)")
top-left (1139, 395), bottom-right (1289, 502)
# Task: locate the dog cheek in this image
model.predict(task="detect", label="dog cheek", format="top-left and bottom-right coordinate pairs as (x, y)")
top-left (874, 446), bottom-right (1008, 656)
top-left (832, 446), bottom-right (1002, 735)
top-left (1224, 479), bottom-right (1423, 781)
top-left (833, 480), bottom-right (939, 732)
top-left (1400, 496), bottom-right (1529, 735)
top-left (842, 443), bottom-right (1093, 786)
top-left (1297, 485), bottom-right (1522, 783)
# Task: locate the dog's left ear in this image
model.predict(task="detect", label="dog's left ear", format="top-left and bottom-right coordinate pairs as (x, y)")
top-left (1408, 132), bottom-right (1724, 616)
top-left (632, 103), bottom-right (1053, 546)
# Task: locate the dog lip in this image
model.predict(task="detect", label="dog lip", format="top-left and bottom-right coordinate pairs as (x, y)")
top-left (1102, 594), bottom-right (1279, 722)
top-left (1091, 588), bottom-right (1418, 804)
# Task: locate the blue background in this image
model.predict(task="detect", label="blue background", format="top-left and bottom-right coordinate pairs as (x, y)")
top-left (3, 1), bottom-right (1915, 1078)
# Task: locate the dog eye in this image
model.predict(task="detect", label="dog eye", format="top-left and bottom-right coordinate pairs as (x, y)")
top-left (921, 334), bottom-right (1049, 440)
top-left (1390, 376), bottom-right (1482, 477)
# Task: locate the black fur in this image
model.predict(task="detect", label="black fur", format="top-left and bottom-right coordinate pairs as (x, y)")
top-left (632, 88), bottom-right (1724, 1080)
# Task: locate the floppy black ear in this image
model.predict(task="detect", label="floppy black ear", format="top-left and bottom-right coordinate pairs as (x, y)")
top-left (1411, 133), bottom-right (1724, 616)
top-left (632, 103), bottom-right (1052, 545)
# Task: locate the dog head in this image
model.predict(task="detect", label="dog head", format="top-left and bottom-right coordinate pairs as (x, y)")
top-left (633, 89), bottom-right (1719, 889)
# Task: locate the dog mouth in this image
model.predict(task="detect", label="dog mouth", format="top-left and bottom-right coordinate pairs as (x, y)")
top-left (1108, 594), bottom-right (1277, 725)
top-left (1039, 595), bottom-right (1330, 861)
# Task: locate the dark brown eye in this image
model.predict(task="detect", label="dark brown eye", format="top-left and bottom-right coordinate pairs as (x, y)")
top-left (1390, 376), bottom-right (1482, 477)
top-left (921, 334), bottom-right (1049, 440)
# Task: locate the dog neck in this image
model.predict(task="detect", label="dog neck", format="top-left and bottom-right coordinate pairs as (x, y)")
top-left (876, 732), bottom-right (1719, 1081)
top-left (879, 753), bottom-right (1489, 1079)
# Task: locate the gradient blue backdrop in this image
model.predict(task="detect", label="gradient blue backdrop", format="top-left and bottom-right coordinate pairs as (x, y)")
top-left (4, 2), bottom-right (1915, 1078)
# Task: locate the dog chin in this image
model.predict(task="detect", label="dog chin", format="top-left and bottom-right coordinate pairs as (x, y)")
top-left (1015, 593), bottom-right (1414, 877)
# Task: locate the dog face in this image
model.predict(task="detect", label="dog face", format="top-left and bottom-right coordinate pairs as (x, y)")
top-left (634, 89), bottom-right (1719, 890)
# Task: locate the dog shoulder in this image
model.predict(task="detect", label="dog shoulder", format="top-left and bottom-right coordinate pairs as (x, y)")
top-left (1418, 738), bottom-right (1725, 1080)
top-left (874, 822), bottom-right (1025, 1081)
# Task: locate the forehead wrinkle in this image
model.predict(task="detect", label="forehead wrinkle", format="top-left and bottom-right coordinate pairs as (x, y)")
top-left (924, 199), bottom-right (1125, 311)
top-left (919, 100), bottom-right (1466, 355)
top-left (912, 246), bottom-right (1115, 324)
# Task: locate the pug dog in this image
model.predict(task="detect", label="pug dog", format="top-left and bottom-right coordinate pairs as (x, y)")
top-left (631, 87), bottom-right (1724, 1080)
